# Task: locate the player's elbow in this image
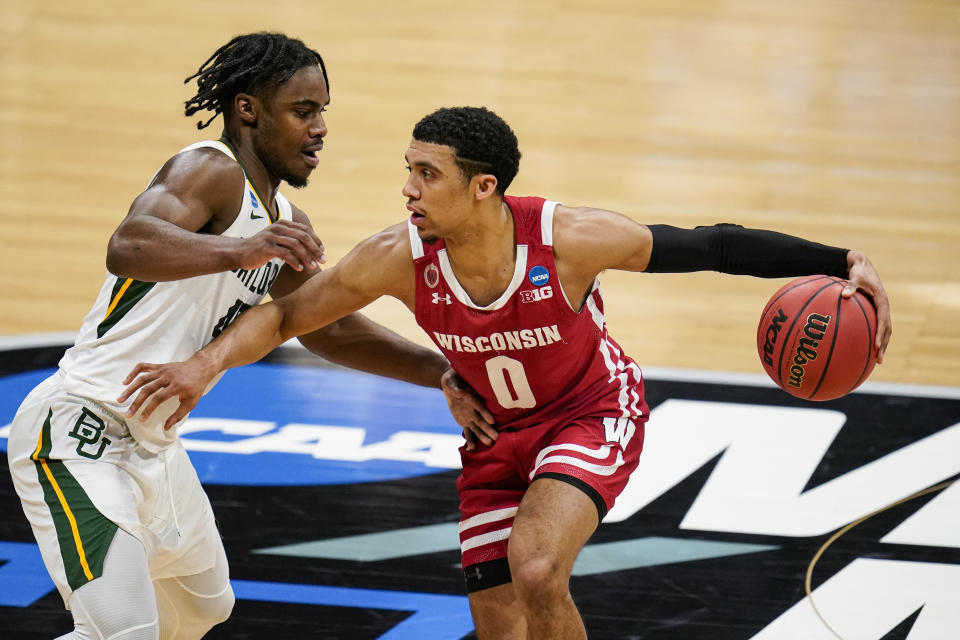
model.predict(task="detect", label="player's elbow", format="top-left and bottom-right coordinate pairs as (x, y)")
top-left (105, 230), bottom-right (136, 277)
top-left (295, 320), bottom-right (343, 359)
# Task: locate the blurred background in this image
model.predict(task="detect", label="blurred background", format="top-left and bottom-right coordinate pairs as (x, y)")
top-left (1, 0), bottom-right (957, 387)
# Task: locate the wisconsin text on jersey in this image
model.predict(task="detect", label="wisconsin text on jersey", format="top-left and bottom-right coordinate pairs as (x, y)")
top-left (432, 325), bottom-right (562, 353)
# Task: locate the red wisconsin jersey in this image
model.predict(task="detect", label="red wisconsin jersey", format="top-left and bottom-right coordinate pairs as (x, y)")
top-left (410, 196), bottom-right (646, 429)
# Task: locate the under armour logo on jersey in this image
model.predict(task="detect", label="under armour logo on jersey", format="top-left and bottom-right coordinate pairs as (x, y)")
top-left (432, 292), bottom-right (452, 305)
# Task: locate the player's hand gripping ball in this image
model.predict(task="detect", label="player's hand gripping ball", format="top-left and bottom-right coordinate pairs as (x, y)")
top-left (757, 275), bottom-right (878, 401)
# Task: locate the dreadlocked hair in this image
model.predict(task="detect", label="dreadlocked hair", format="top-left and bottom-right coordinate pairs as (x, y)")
top-left (183, 32), bottom-right (328, 130)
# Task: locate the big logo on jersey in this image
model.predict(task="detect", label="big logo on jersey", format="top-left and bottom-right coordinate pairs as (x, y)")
top-left (0, 360), bottom-right (464, 486)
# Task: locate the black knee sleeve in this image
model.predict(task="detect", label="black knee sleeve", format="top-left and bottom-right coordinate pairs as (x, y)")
top-left (464, 558), bottom-right (512, 593)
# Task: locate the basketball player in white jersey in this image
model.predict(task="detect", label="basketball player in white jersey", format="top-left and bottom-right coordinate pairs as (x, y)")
top-left (7, 36), bottom-right (493, 640)
top-left (119, 106), bottom-right (892, 639)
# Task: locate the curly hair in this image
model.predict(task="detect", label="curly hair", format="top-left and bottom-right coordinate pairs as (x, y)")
top-left (412, 107), bottom-right (521, 195)
top-left (183, 32), bottom-right (328, 130)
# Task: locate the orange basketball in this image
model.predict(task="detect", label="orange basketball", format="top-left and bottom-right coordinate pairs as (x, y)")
top-left (757, 275), bottom-right (878, 401)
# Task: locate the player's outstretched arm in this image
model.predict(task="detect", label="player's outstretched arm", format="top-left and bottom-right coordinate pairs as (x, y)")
top-left (268, 219), bottom-right (498, 443)
top-left (107, 149), bottom-right (325, 281)
top-left (118, 231), bottom-right (386, 430)
top-left (293, 312), bottom-right (496, 442)
top-left (270, 219), bottom-right (446, 388)
top-left (552, 205), bottom-right (891, 361)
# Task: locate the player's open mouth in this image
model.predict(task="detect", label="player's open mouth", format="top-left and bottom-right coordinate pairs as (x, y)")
top-left (406, 204), bottom-right (426, 225)
top-left (301, 144), bottom-right (322, 167)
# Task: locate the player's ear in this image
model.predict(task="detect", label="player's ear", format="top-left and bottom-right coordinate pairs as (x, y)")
top-left (474, 174), bottom-right (498, 201)
top-left (233, 93), bottom-right (259, 125)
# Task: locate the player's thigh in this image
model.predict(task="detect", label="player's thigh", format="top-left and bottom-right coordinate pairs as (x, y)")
top-left (68, 529), bottom-right (159, 640)
top-left (525, 414), bottom-right (644, 523)
top-left (8, 390), bottom-right (142, 605)
top-left (148, 440), bottom-right (224, 581)
top-left (508, 476), bottom-right (599, 578)
top-left (153, 547), bottom-right (234, 638)
top-left (457, 430), bottom-right (527, 571)
top-left (152, 518), bottom-right (232, 639)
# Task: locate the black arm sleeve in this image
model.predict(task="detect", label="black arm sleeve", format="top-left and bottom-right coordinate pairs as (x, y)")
top-left (645, 223), bottom-right (849, 278)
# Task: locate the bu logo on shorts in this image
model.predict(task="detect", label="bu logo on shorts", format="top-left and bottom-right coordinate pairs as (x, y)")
top-left (68, 408), bottom-right (111, 460)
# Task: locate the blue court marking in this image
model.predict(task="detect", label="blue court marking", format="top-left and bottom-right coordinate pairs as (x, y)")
top-left (0, 541), bottom-right (57, 606)
top-left (0, 541), bottom-right (473, 639)
top-left (0, 364), bottom-right (463, 486)
top-left (231, 580), bottom-right (473, 640)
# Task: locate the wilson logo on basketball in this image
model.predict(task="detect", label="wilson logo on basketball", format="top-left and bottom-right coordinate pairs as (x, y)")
top-left (787, 313), bottom-right (831, 388)
top-left (757, 275), bottom-right (877, 401)
top-left (761, 308), bottom-right (788, 366)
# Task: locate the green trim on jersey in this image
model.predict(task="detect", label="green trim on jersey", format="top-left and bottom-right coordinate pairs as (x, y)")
top-left (218, 136), bottom-right (278, 223)
top-left (97, 277), bottom-right (156, 338)
top-left (32, 408), bottom-right (118, 590)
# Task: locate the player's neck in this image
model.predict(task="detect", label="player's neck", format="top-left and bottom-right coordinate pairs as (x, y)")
top-left (220, 134), bottom-right (280, 213)
top-left (444, 201), bottom-right (517, 303)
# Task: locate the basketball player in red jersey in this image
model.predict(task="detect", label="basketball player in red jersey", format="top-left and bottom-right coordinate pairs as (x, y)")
top-left (120, 106), bottom-right (892, 639)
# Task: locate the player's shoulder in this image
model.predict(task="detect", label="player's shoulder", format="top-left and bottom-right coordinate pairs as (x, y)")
top-left (551, 204), bottom-right (643, 260)
top-left (338, 222), bottom-right (415, 299)
top-left (358, 222), bottom-right (410, 257)
top-left (551, 203), bottom-right (595, 238)
top-left (151, 143), bottom-right (243, 192)
top-left (552, 204), bottom-right (641, 238)
top-left (139, 144), bottom-right (246, 226)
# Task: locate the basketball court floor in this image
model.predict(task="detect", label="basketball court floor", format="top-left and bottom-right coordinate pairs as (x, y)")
top-left (1, 335), bottom-right (958, 639)
top-left (2, 1), bottom-right (959, 638)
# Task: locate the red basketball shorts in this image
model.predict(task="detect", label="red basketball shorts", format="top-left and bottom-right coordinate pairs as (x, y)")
top-left (456, 413), bottom-right (645, 570)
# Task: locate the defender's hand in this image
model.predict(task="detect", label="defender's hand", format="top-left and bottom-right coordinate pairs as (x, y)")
top-left (441, 368), bottom-right (497, 451)
top-left (239, 220), bottom-right (326, 272)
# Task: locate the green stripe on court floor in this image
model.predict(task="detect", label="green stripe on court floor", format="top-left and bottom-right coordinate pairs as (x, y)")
top-left (255, 526), bottom-right (777, 573)
top-left (572, 536), bottom-right (778, 576)
top-left (255, 523), bottom-right (461, 561)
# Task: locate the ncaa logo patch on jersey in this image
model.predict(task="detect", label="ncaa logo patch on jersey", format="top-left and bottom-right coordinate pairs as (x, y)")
top-left (424, 264), bottom-right (440, 288)
top-left (249, 189), bottom-right (259, 208)
top-left (528, 265), bottom-right (550, 287)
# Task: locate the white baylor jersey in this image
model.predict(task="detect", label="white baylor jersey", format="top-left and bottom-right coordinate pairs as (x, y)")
top-left (59, 140), bottom-right (292, 452)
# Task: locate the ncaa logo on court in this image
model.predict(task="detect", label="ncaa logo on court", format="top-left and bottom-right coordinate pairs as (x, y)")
top-left (528, 266), bottom-right (549, 286)
top-left (0, 347), bottom-right (464, 488)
